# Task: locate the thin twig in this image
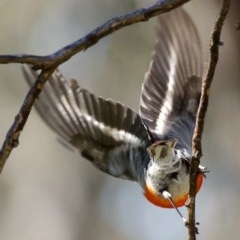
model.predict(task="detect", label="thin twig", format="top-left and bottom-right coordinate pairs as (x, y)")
top-left (0, 0), bottom-right (190, 173)
top-left (0, 67), bottom-right (55, 172)
top-left (188, 0), bottom-right (231, 239)
top-left (0, 0), bottom-right (190, 69)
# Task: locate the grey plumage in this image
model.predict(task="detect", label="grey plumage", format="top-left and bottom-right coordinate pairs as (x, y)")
top-left (139, 8), bottom-right (202, 152)
top-left (22, 66), bottom-right (151, 180)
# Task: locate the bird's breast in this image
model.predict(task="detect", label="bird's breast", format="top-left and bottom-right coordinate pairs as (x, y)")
top-left (144, 173), bottom-right (203, 208)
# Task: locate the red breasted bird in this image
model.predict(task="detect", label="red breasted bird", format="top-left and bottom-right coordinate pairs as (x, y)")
top-left (22, 7), bottom-right (206, 222)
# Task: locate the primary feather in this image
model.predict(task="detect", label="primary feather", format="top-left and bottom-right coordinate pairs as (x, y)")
top-left (22, 66), bottom-right (151, 180)
top-left (139, 8), bottom-right (202, 152)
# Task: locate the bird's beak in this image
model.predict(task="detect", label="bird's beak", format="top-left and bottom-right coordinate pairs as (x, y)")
top-left (166, 139), bottom-right (177, 149)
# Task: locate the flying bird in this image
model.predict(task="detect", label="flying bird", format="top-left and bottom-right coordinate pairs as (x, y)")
top-left (22, 7), bottom-right (206, 223)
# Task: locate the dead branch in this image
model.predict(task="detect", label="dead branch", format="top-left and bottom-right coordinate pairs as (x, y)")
top-left (0, 0), bottom-right (190, 69)
top-left (188, 0), bottom-right (231, 239)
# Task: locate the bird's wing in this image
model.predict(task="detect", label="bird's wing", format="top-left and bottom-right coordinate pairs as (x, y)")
top-left (139, 7), bottom-right (203, 152)
top-left (23, 65), bottom-right (151, 180)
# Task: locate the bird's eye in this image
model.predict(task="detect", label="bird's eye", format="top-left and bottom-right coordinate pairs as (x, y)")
top-left (170, 172), bottom-right (179, 181)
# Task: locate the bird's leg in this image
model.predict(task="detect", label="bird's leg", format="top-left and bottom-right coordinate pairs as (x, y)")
top-left (162, 191), bottom-right (188, 225)
top-left (162, 190), bottom-right (199, 234)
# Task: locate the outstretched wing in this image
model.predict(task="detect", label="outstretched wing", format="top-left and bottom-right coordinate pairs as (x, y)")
top-left (23, 65), bottom-right (151, 180)
top-left (139, 8), bottom-right (202, 152)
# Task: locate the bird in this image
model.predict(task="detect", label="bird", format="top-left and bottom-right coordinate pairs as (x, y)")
top-left (22, 7), bottom-right (206, 223)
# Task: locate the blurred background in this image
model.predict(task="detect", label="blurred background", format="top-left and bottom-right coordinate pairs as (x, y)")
top-left (0, 0), bottom-right (240, 239)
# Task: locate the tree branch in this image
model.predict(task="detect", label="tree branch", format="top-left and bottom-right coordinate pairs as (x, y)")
top-left (0, 0), bottom-right (190, 173)
top-left (0, 0), bottom-right (190, 69)
top-left (188, 0), bottom-right (231, 239)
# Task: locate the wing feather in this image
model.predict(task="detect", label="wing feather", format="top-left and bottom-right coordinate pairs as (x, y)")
top-left (139, 8), bottom-right (202, 151)
top-left (23, 65), bottom-right (151, 179)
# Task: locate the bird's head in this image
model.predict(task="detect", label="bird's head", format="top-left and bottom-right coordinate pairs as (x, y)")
top-left (147, 139), bottom-right (179, 173)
